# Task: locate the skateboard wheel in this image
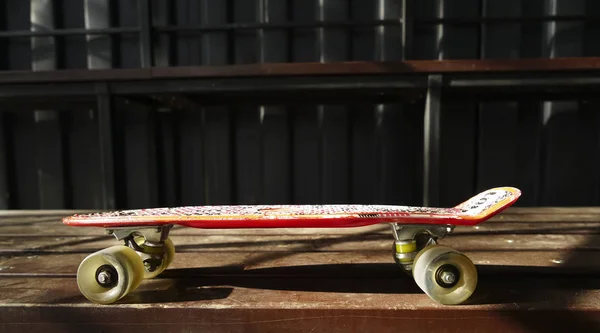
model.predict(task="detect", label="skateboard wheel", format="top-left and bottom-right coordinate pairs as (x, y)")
top-left (412, 245), bottom-right (477, 305)
top-left (76, 245), bottom-right (145, 304)
top-left (163, 237), bottom-right (176, 267)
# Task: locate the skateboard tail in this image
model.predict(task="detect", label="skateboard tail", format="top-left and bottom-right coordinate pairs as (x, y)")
top-left (452, 186), bottom-right (521, 225)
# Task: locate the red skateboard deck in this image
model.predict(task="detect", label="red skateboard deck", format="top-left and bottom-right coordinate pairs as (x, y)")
top-left (63, 187), bottom-right (521, 229)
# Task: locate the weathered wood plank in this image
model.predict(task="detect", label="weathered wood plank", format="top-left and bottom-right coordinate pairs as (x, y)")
top-left (1, 231), bottom-right (599, 254)
top-left (1, 208), bottom-right (600, 332)
top-left (1, 274), bottom-right (600, 332)
top-left (1, 250), bottom-right (600, 277)
top-left (1, 306), bottom-right (599, 333)
top-left (1, 273), bottom-right (600, 309)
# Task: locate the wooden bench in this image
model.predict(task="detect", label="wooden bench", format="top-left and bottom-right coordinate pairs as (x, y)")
top-left (1, 207), bottom-right (599, 332)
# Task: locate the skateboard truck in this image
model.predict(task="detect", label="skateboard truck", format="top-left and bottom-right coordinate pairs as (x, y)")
top-left (390, 222), bottom-right (479, 305)
top-left (391, 223), bottom-right (452, 272)
top-left (71, 225), bottom-right (177, 305)
top-left (106, 225), bottom-right (175, 276)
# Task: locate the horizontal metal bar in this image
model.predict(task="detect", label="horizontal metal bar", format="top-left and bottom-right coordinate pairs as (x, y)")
top-left (0, 82), bottom-right (97, 97)
top-left (0, 16), bottom-right (594, 40)
top-left (2, 73), bottom-right (600, 94)
top-left (155, 19), bottom-right (403, 33)
top-left (448, 76), bottom-right (600, 88)
top-left (0, 58), bottom-right (600, 84)
top-left (416, 15), bottom-right (600, 26)
top-left (130, 92), bottom-right (419, 109)
top-left (2, 80), bottom-right (600, 109)
top-left (110, 76), bottom-right (426, 95)
top-left (0, 60), bottom-right (598, 108)
top-left (0, 98), bottom-right (95, 111)
top-left (0, 27), bottom-right (140, 38)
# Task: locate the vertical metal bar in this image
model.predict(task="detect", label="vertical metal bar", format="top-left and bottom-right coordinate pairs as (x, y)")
top-left (0, 1), bottom-right (5, 70)
top-left (257, 0), bottom-right (291, 204)
top-left (375, 0), bottom-right (385, 202)
top-left (375, 0), bottom-right (404, 202)
top-left (423, 74), bottom-right (442, 207)
top-left (200, 0), bottom-right (227, 65)
top-left (258, 0), bottom-right (267, 203)
top-left (257, 0), bottom-right (266, 203)
top-left (317, 0), bottom-right (326, 202)
top-left (435, 0), bottom-right (445, 60)
top-left (96, 83), bottom-right (116, 210)
top-left (85, 0), bottom-right (115, 209)
top-left (257, 0), bottom-right (265, 63)
top-left (317, 0), bottom-right (325, 63)
top-left (138, 0), bottom-right (153, 68)
top-left (152, 0), bottom-right (171, 66)
top-left (539, 0), bottom-right (555, 205)
top-left (478, 0), bottom-right (486, 59)
top-left (375, 0), bottom-right (384, 60)
top-left (31, 0), bottom-right (56, 71)
top-left (201, 0), bottom-right (231, 204)
top-left (0, 0), bottom-right (8, 208)
top-left (31, 0), bottom-right (65, 209)
top-left (542, 0), bottom-right (557, 126)
top-left (84, 0), bottom-right (111, 68)
top-left (401, 0), bottom-right (413, 59)
top-left (316, 0), bottom-right (350, 203)
top-left (0, 110), bottom-right (8, 209)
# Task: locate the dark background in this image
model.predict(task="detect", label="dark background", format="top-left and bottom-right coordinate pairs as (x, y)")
top-left (0, 0), bottom-right (599, 210)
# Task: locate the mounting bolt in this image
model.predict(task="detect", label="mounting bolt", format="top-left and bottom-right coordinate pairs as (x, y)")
top-left (440, 271), bottom-right (456, 284)
top-left (95, 265), bottom-right (118, 288)
top-left (435, 264), bottom-right (460, 288)
top-left (97, 271), bottom-right (111, 284)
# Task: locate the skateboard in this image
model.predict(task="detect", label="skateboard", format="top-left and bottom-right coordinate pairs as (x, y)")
top-left (63, 186), bottom-right (521, 305)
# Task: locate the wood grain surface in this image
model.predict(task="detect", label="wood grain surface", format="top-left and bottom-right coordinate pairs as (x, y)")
top-left (1, 207), bottom-right (600, 332)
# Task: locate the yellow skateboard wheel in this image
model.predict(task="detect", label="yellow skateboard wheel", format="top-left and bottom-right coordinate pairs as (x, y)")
top-left (76, 245), bottom-right (145, 304)
top-left (412, 244), bottom-right (477, 305)
top-left (163, 237), bottom-right (176, 268)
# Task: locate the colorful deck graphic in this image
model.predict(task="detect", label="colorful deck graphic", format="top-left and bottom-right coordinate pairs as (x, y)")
top-left (63, 187), bottom-right (521, 228)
